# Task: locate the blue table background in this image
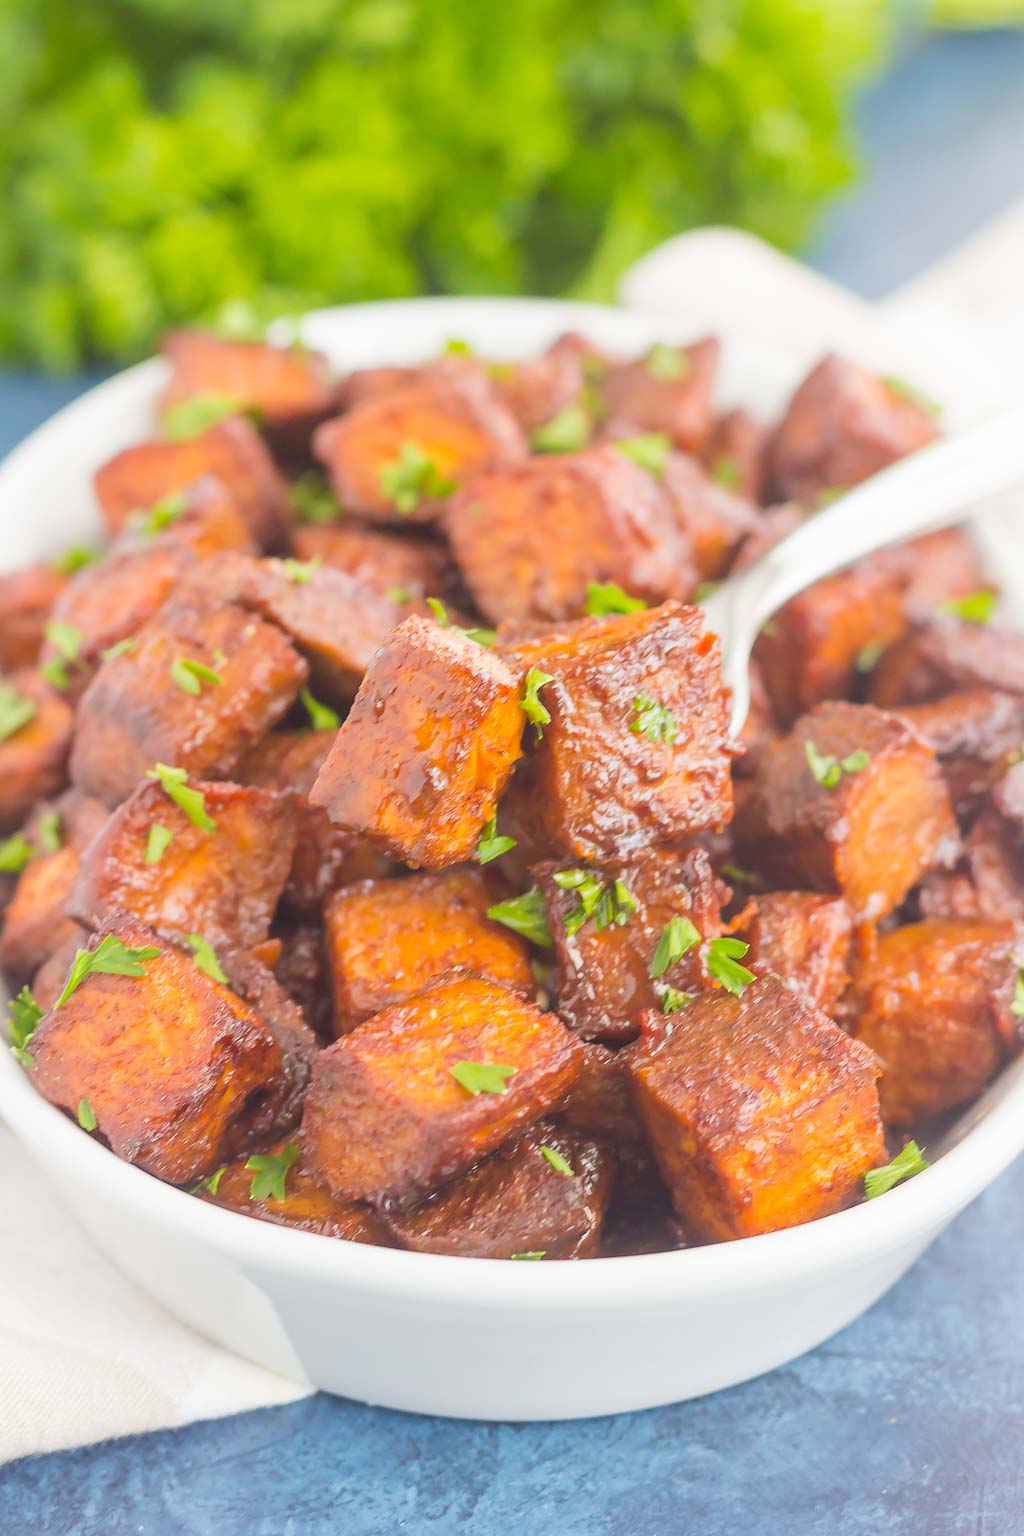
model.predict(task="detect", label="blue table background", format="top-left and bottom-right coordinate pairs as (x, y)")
top-left (5, 28), bottom-right (1024, 1535)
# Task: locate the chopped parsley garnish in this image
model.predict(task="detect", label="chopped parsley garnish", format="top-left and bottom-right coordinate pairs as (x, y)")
top-left (530, 404), bottom-right (590, 454)
top-left (289, 471), bottom-right (340, 524)
top-left (444, 337), bottom-right (473, 355)
top-left (630, 692), bottom-right (677, 744)
top-left (941, 589), bottom-right (997, 625)
top-left (540, 1145), bottom-right (575, 1177)
top-left (246, 1142), bottom-right (301, 1202)
top-left (387, 585), bottom-right (413, 605)
top-left (282, 555), bottom-right (322, 585)
top-left (476, 811), bottom-right (516, 865)
top-left (449, 1061), bottom-right (516, 1096)
top-left (378, 442), bottom-right (456, 514)
top-left (815, 486), bottom-right (848, 509)
top-left (553, 868), bottom-right (635, 937)
top-left (8, 985), bottom-right (42, 1067)
top-left (426, 596), bottom-right (448, 624)
top-left (648, 916), bottom-right (700, 979)
top-left (57, 933), bottom-right (162, 1006)
top-left (130, 491), bottom-right (188, 538)
top-left (100, 637), bottom-right (136, 663)
top-left (486, 888), bottom-right (553, 948)
top-left (0, 832), bottom-right (35, 873)
top-left (37, 810), bottom-right (62, 854)
top-left (585, 581), bottom-right (647, 617)
top-left (804, 739), bottom-right (870, 790)
top-left (0, 684), bottom-right (38, 742)
top-left (462, 626), bottom-right (497, 649)
top-left (191, 1166), bottom-right (227, 1196)
top-left (647, 343), bottom-right (690, 382)
top-left (426, 596), bottom-right (496, 649)
top-left (854, 640), bottom-right (885, 674)
top-left (883, 375), bottom-right (941, 417)
top-left (594, 878), bottom-right (637, 932)
top-left (77, 1098), bottom-right (97, 1132)
top-left (145, 823), bottom-right (174, 865)
top-left (1011, 964), bottom-right (1024, 1019)
top-left (41, 620), bottom-right (85, 690)
top-left (864, 1140), bottom-right (929, 1199)
top-left (186, 933), bottom-right (228, 985)
top-left (510, 1251), bottom-right (545, 1261)
top-left (659, 985), bottom-right (694, 1014)
top-left (520, 668), bottom-right (555, 738)
top-left (300, 686), bottom-right (340, 732)
top-left (705, 936), bottom-right (755, 996)
top-left (163, 393), bottom-right (244, 440)
top-left (52, 544), bottom-right (99, 575)
top-left (710, 455), bottom-right (740, 489)
top-left (721, 863), bottom-right (758, 889)
top-left (616, 433), bottom-right (670, 476)
top-left (170, 656), bottom-right (225, 696)
top-left (146, 763), bottom-right (217, 832)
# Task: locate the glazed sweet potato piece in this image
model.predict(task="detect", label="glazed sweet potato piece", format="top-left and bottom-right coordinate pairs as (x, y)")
top-left (324, 869), bottom-right (533, 1035)
top-left (314, 374), bottom-right (525, 523)
top-left (660, 450), bottom-right (758, 581)
top-left (291, 522), bottom-right (457, 606)
top-left (68, 779), bottom-right (298, 952)
top-left (0, 671), bottom-right (74, 832)
top-left (160, 329), bottom-right (339, 447)
top-left (70, 598), bottom-right (307, 806)
top-left (768, 353), bottom-right (940, 505)
top-left (560, 1041), bottom-right (648, 1149)
top-left (539, 848), bottom-right (726, 1043)
top-left (300, 975), bottom-right (584, 1206)
top-left (848, 920), bottom-right (1020, 1124)
top-left (598, 336), bottom-right (719, 453)
top-left (627, 971), bottom-right (886, 1240)
top-left (737, 891), bottom-right (853, 1015)
top-left (220, 949), bottom-right (319, 1144)
top-left (383, 1125), bottom-right (613, 1259)
top-left (896, 690), bottom-right (1024, 821)
top-left (920, 805), bottom-right (1024, 925)
top-left (737, 701), bottom-right (957, 919)
top-left (197, 1138), bottom-right (390, 1244)
top-left (509, 604), bottom-right (733, 860)
top-left (701, 407), bottom-right (770, 505)
top-left (0, 791), bottom-right (108, 983)
top-left (868, 619), bottom-right (1024, 708)
top-left (445, 448), bottom-right (694, 626)
top-left (30, 917), bottom-right (284, 1183)
top-left (310, 615), bottom-right (523, 868)
top-left (93, 417), bottom-right (290, 548)
top-left (0, 563), bottom-right (68, 671)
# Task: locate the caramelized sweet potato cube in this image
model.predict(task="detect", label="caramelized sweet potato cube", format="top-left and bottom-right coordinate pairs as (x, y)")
top-left (30, 917), bottom-right (284, 1182)
top-left (197, 1138), bottom-right (390, 1244)
top-left (848, 920), bottom-right (1019, 1124)
top-left (310, 615), bottom-right (523, 868)
top-left (897, 690), bottom-right (1024, 821)
top-left (560, 1040), bottom-right (648, 1149)
top-left (160, 329), bottom-right (339, 446)
top-left (737, 701), bottom-right (957, 919)
top-left (0, 791), bottom-right (108, 983)
top-left (0, 563), bottom-right (68, 671)
top-left (324, 869), bottom-right (533, 1035)
top-left (737, 891), bottom-right (853, 1015)
top-left (0, 671), bottom-right (73, 832)
top-left (291, 522), bottom-right (456, 606)
top-left (701, 407), bottom-right (770, 504)
top-left (220, 949), bottom-right (319, 1144)
top-left (660, 450), bottom-right (758, 581)
top-left (68, 779), bottom-right (297, 952)
top-left (300, 975), bottom-right (583, 1206)
top-left (868, 620), bottom-right (1024, 708)
top-left (598, 336), bottom-right (719, 453)
top-left (93, 417), bottom-right (290, 548)
top-left (314, 374), bottom-right (525, 523)
top-left (768, 353), bottom-right (940, 505)
top-left (539, 848), bottom-right (725, 1043)
top-left (627, 971), bottom-right (885, 1240)
top-left (509, 603), bottom-right (733, 860)
top-left (383, 1125), bottom-right (612, 1258)
top-left (70, 598), bottom-right (307, 806)
top-left (445, 448), bottom-right (693, 626)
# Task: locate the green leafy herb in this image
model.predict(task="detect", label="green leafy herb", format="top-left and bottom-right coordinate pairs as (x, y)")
top-left (163, 393), bottom-right (244, 440)
top-left (585, 581), bottom-right (646, 617)
top-left (552, 868), bottom-right (603, 936)
top-left (282, 555), bottom-right (322, 585)
top-left (378, 443), bottom-right (456, 514)
top-left (0, 684), bottom-right (38, 742)
top-left (864, 1140), bottom-right (929, 1199)
top-left (57, 933), bottom-right (162, 1006)
top-left (426, 596), bottom-right (448, 624)
top-left (186, 933), bottom-right (228, 985)
top-left (300, 687), bottom-right (341, 732)
top-left (530, 404), bottom-right (590, 454)
top-left (721, 863), bottom-right (758, 889)
top-left (941, 589), bottom-right (998, 625)
top-left (815, 486), bottom-right (848, 510)
top-left (449, 1060), bottom-right (516, 1096)
top-left (854, 640), bottom-right (884, 674)
top-left (540, 1144), bottom-right (575, 1177)
top-left (462, 626), bottom-right (497, 649)
top-left (131, 491), bottom-right (188, 538)
top-left (487, 888), bottom-right (553, 948)
top-left (520, 668), bottom-right (555, 738)
top-left (8, 986), bottom-right (42, 1067)
top-left (883, 376), bottom-right (941, 417)
top-left (710, 456), bottom-right (740, 489)
top-left (191, 1166), bottom-right (227, 1196)
top-left (647, 343), bottom-right (689, 382)
top-left (170, 656), bottom-right (224, 696)
top-left (77, 1098), bottom-right (97, 1132)
top-left (705, 936), bottom-right (755, 996)
top-left (0, 832), bottom-right (35, 873)
top-left (1010, 965), bottom-right (1024, 1019)
top-left (615, 432), bottom-right (670, 476)
top-left (289, 472), bottom-right (340, 524)
top-left (476, 812), bottom-right (516, 866)
top-left (425, 596), bottom-right (496, 649)
top-left (659, 984), bottom-right (694, 1014)
top-left (804, 739), bottom-right (870, 790)
top-left (52, 544), bottom-right (98, 575)
top-left (594, 878), bottom-right (637, 932)
top-left (146, 763), bottom-right (217, 833)
top-left (387, 585), bottom-right (414, 605)
top-left (630, 692), bottom-right (677, 744)
top-left (41, 620), bottom-right (85, 691)
top-left (145, 823), bottom-right (173, 865)
top-left (510, 1251), bottom-right (545, 1261)
top-left (37, 810), bottom-right (62, 854)
top-left (648, 916), bottom-right (700, 979)
top-left (444, 337), bottom-right (473, 355)
top-left (100, 637), bottom-right (136, 663)
top-left (246, 1142), bottom-right (301, 1202)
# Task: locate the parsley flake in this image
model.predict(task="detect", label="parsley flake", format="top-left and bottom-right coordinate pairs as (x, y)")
top-left (426, 596), bottom-right (496, 649)
top-left (530, 404), bottom-right (590, 454)
top-left (585, 581), bottom-right (647, 617)
top-left (649, 916), bottom-right (701, 979)
top-left (1010, 964), bottom-right (1024, 1019)
top-left (100, 637), bottom-right (136, 663)
top-left (246, 1142), bottom-right (301, 1202)
top-left (77, 1098), bottom-right (97, 1132)
top-left (0, 684), bottom-right (37, 742)
top-left (450, 1061), bottom-right (516, 1096)
top-left (186, 933), bottom-right (228, 985)
top-left (282, 555), bottom-right (322, 585)
top-left (476, 811), bottom-right (516, 865)
top-left (511, 1251), bottom-right (545, 1260)
top-left (289, 472), bottom-right (340, 524)
top-left (163, 393), bottom-right (244, 440)
top-left (883, 376), bottom-right (941, 417)
top-left (387, 585), bottom-right (414, 605)
top-left (804, 740), bottom-right (870, 789)
top-left (42, 620), bottom-right (85, 691)
top-left (444, 337), bottom-right (473, 356)
top-left (170, 656), bottom-right (224, 696)
top-left (854, 640), bottom-right (885, 674)
top-left (487, 888), bottom-right (553, 948)
top-left (540, 1145), bottom-right (575, 1177)
top-left (630, 692), bottom-right (677, 744)
top-left (37, 810), bottom-right (61, 854)
top-left (145, 823), bottom-right (173, 864)
top-left (864, 1140), bottom-right (929, 1199)
top-left (705, 936), bottom-right (755, 996)
top-left (146, 763), bottom-right (217, 832)
top-left (300, 687), bottom-right (340, 732)
top-left (57, 933), bottom-right (162, 1006)
top-left (710, 455), bottom-right (740, 489)
top-left (191, 1166), bottom-right (227, 1196)
top-left (647, 343), bottom-right (690, 382)
top-left (8, 985), bottom-right (42, 1067)
top-left (0, 832), bottom-right (35, 873)
top-left (520, 668), bottom-right (555, 738)
top-left (941, 589), bottom-right (997, 625)
top-left (130, 492), bottom-right (188, 539)
top-left (379, 442), bottom-right (456, 514)
top-left (52, 544), bottom-right (99, 575)
top-left (616, 433), bottom-right (670, 476)
top-left (659, 985), bottom-right (694, 1014)
top-left (554, 869), bottom-right (635, 937)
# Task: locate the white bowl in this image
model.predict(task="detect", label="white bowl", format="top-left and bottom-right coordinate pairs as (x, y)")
top-left (2, 295), bottom-right (1023, 1422)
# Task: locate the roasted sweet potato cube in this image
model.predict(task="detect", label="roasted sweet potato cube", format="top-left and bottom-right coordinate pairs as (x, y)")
top-left (0, 563), bottom-right (68, 671)
top-left (196, 1138), bottom-right (390, 1243)
top-left (68, 779), bottom-right (297, 952)
top-left (0, 671), bottom-right (73, 832)
top-left (383, 1125), bottom-right (612, 1258)
top-left (701, 407), bottom-right (770, 504)
top-left (897, 690), bottom-right (1024, 821)
top-left (160, 329), bottom-right (339, 446)
top-left (291, 522), bottom-right (456, 606)
top-left (737, 891), bottom-right (853, 1015)
top-left (310, 615), bottom-right (523, 868)
top-left (560, 1040), bottom-right (648, 1149)
top-left (768, 353), bottom-right (940, 505)
top-left (300, 975), bottom-right (584, 1206)
top-left (539, 848), bottom-right (726, 1043)
top-left (737, 701), bottom-right (957, 919)
top-left (220, 950), bottom-right (319, 1144)
top-left (70, 598), bottom-right (307, 806)
top-left (445, 448), bottom-right (693, 626)
top-left (314, 374), bottom-right (525, 523)
top-left (660, 450), bottom-right (758, 581)
top-left (848, 920), bottom-right (1019, 1124)
top-left (868, 619), bottom-right (1024, 708)
top-left (509, 604), bottom-right (733, 860)
top-left (0, 791), bottom-right (108, 983)
top-left (93, 417), bottom-right (291, 548)
top-left (325, 869), bottom-right (533, 1035)
top-left (598, 336), bottom-right (719, 453)
top-left (30, 917), bottom-right (284, 1182)
top-left (627, 971), bottom-right (885, 1240)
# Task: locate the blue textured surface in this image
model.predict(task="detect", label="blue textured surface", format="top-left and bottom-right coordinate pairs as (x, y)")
top-left (4, 27), bottom-right (1024, 1535)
